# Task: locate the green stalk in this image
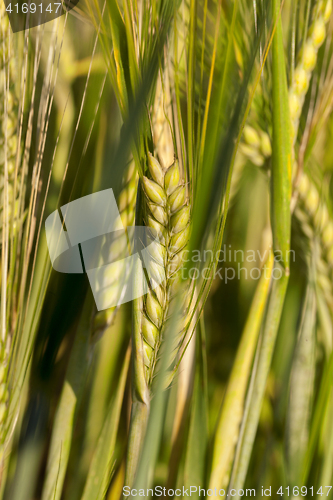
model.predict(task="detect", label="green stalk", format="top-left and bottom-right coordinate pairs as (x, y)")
top-left (285, 284), bottom-right (316, 489)
top-left (227, 6), bottom-right (292, 490)
top-left (132, 306), bottom-right (180, 492)
top-left (187, 0), bottom-right (197, 181)
top-left (41, 293), bottom-right (94, 500)
top-left (124, 249), bottom-right (150, 487)
top-left (125, 400), bottom-right (150, 488)
top-left (271, 0), bottom-right (292, 272)
top-left (209, 253), bottom-right (274, 490)
top-left (303, 349), bottom-right (333, 483)
top-left (67, 306), bottom-right (129, 500)
top-left (167, 327), bottom-right (196, 490)
top-left (316, 389), bottom-right (333, 497)
top-left (228, 268), bottom-right (289, 497)
top-left (81, 345), bottom-right (131, 500)
top-left (184, 316), bottom-right (208, 500)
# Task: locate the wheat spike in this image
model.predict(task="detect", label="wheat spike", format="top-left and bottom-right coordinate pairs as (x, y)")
top-left (295, 175), bottom-right (333, 308)
top-left (240, 0), bottom-right (331, 162)
top-left (238, 0), bottom-right (333, 279)
top-left (240, 126), bottom-right (333, 270)
top-left (289, 0), bottom-right (332, 142)
top-left (134, 153), bottom-right (191, 401)
top-left (0, 4), bottom-right (21, 237)
top-left (152, 71), bottom-right (174, 169)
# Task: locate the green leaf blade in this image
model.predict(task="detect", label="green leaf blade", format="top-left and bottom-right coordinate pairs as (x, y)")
top-left (271, 0), bottom-right (292, 272)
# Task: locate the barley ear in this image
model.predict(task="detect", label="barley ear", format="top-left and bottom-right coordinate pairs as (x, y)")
top-left (126, 154), bottom-right (192, 486)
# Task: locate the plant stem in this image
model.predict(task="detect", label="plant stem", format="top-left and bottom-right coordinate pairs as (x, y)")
top-left (228, 267), bottom-right (289, 498)
top-left (125, 400), bottom-right (150, 488)
top-left (209, 253), bottom-right (274, 490)
top-left (41, 292), bottom-right (94, 500)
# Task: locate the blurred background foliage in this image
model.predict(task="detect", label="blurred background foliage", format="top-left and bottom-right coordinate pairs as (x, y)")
top-left (1, 0), bottom-right (333, 498)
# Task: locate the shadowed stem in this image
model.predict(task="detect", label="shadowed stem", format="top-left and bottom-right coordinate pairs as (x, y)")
top-left (41, 292), bottom-right (94, 500)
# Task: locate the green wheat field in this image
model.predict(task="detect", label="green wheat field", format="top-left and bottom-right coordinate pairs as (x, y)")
top-left (1, 0), bottom-right (333, 498)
